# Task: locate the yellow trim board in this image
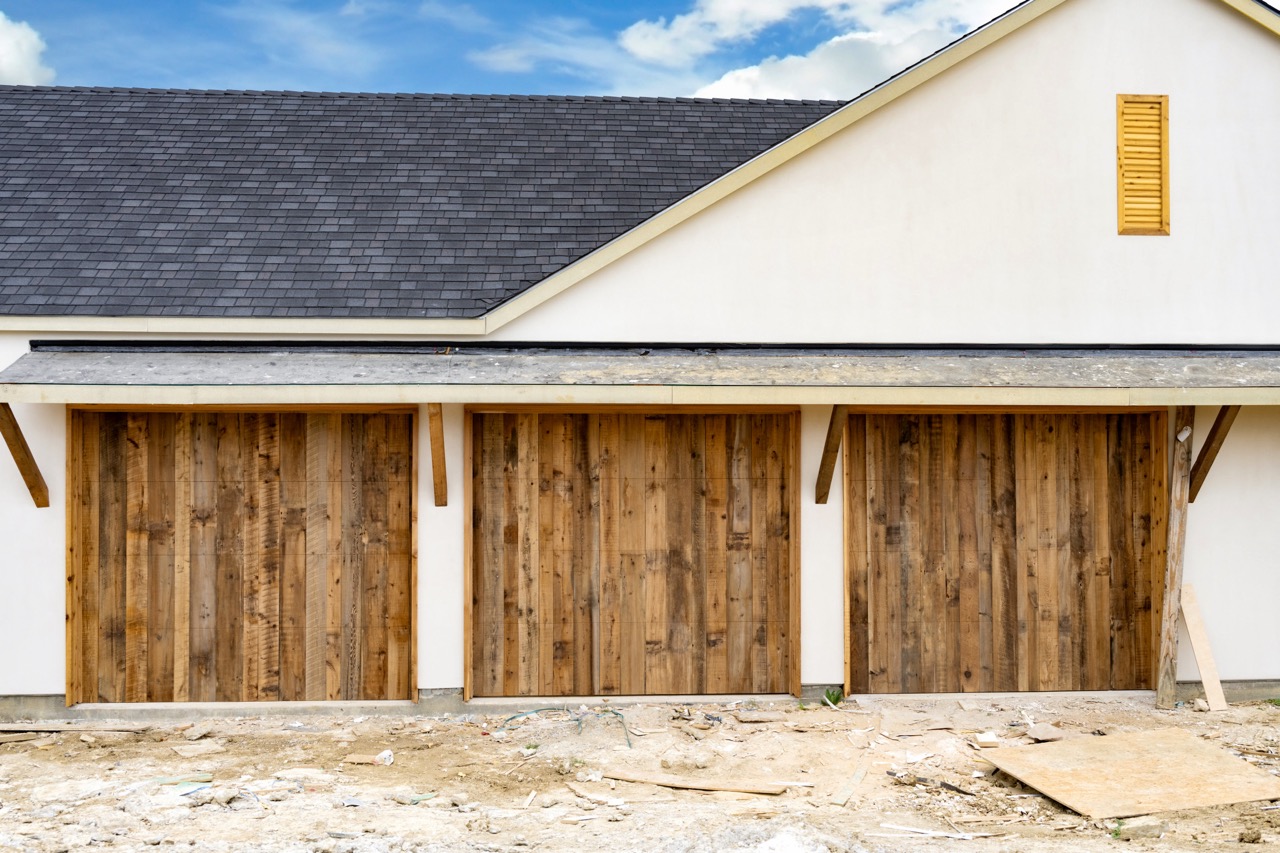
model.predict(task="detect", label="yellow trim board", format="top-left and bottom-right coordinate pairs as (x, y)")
top-left (1219, 0), bottom-right (1280, 35)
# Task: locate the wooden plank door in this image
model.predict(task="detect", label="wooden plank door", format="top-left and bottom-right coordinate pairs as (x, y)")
top-left (66, 410), bottom-right (415, 704)
top-left (845, 412), bottom-right (1167, 694)
top-left (470, 411), bottom-right (797, 697)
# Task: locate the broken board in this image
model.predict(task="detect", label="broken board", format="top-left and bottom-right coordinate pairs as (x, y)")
top-left (983, 728), bottom-right (1280, 819)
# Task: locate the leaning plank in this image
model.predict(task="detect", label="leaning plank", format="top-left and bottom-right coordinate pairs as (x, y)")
top-left (815, 405), bottom-right (849, 504)
top-left (1156, 406), bottom-right (1194, 709)
top-left (603, 768), bottom-right (788, 795)
top-left (1188, 405), bottom-right (1240, 503)
top-left (426, 403), bottom-right (448, 507)
top-left (1180, 584), bottom-right (1228, 711)
top-left (0, 403), bottom-right (49, 508)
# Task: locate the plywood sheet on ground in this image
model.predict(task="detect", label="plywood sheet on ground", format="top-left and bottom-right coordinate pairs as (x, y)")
top-left (984, 728), bottom-right (1280, 818)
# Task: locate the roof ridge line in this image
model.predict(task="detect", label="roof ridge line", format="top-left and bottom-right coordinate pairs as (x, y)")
top-left (0, 85), bottom-right (846, 106)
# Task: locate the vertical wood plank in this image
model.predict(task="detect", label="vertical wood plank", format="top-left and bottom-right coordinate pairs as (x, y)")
top-left (386, 413), bottom-right (413, 700)
top-left (65, 411), bottom-right (85, 705)
top-left (956, 415), bottom-right (980, 693)
top-left (279, 413), bottom-right (308, 701)
top-left (98, 413), bottom-right (128, 702)
top-left (189, 414), bottom-right (218, 702)
top-left (643, 415), bottom-right (669, 693)
top-left (1156, 407), bottom-right (1192, 708)
top-left (124, 413), bottom-right (150, 702)
top-left (515, 413), bottom-right (541, 696)
top-left (474, 414), bottom-right (504, 696)
top-left (844, 415), bottom-right (869, 694)
top-left (215, 414), bottom-right (245, 702)
top-left (361, 415), bottom-right (390, 700)
top-left (596, 414), bottom-right (622, 694)
top-left (618, 415), bottom-right (647, 695)
top-left (725, 414), bottom-right (753, 693)
top-left (703, 414), bottom-right (729, 693)
top-left (172, 415), bottom-right (191, 702)
top-left (146, 413), bottom-right (175, 702)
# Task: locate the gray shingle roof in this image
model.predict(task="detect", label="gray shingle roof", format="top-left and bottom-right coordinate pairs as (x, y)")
top-left (0, 86), bottom-right (842, 319)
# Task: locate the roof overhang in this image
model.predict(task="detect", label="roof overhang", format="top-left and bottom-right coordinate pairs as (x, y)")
top-left (5, 347), bottom-right (1280, 407)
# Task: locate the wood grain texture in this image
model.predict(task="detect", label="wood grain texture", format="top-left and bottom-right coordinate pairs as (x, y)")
top-left (1156, 406), bottom-right (1194, 709)
top-left (0, 402), bottom-right (50, 508)
top-left (846, 412), bottom-right (1167, 694)
top-left (66, 410), bottom-right (414, 703)
top-left (1189, 406), bottom-right (1240, 503)
top-left (470, 411), bottom-right (797, 697)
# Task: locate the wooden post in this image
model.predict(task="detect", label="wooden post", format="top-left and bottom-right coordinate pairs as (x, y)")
top-left (1189, 405), bottom-right (1240, 503)
top-left (426, 403), bottom-right (447, 507)
top-left (1156, 405), bottom-right (1194, 709)
top-left (815, 405), bottom-right (849, 504)
top-left (0, 402), bottom-right (50, 508)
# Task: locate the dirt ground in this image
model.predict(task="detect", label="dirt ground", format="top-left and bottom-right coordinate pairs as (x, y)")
top-left (0, 694), bottom-right (1277, 852)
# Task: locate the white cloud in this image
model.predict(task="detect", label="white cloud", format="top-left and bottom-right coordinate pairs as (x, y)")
top-left (471, 17), bottom-right (703, 94)
top-left (622, 1), bottom-right (1013, 73)
top-left (0, 11), bottom-right (56, 85)
top-left (419, 1), bottom-right (490, 33)
top-left (691, 0), bottom-right (1016, 99)
top-left (217, 2), bottom-right (381, 76)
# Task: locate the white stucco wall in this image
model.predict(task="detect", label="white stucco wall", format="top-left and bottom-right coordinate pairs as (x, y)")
top-left (490, 0), bottom-right (1280, 345)
top-left (1181, 406), bottom-right (1280, 681)
top-left (417, 404), bottom-right (467, 690)
top-left (0, 335), bottom-right (67, 694)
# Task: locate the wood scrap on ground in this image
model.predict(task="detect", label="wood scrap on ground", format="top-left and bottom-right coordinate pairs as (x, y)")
top-left (0, 723), bottom-right (151, 733)
top-left (983, 728), bottom-right (1280, 819)
top-left (603, 768), bottom-right (788, 795)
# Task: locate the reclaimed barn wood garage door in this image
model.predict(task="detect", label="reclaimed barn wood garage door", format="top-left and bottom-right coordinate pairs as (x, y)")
top-left (844, 412), bottom-right (1168, 694)
top-left (66, 410), bottom-right (414, 704)
top-left (469, 412), bottom-right (798, 698)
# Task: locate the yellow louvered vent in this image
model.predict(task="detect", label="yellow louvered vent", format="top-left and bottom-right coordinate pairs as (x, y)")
top-left (1117, 95), bottom-right (1169, 235)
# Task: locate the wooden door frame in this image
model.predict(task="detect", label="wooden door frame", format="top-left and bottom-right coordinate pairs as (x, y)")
top-left (463, 406), bottom-right (802, 700)
top-left (65, 404), bottom-right (418, 705)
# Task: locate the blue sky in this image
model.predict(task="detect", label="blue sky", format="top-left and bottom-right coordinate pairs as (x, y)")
top-left (0, 1), bottom-right (1017, 99)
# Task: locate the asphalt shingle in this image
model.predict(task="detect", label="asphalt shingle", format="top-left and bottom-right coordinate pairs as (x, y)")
top-left (0, 87), bottom-right (843, 319)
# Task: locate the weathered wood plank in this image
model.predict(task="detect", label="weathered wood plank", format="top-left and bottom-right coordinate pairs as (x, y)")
top-left (172, 415), bottom-right (191, 702)
top-left (725, 415), bottom-right (753, 694)
top-left (515, 413), bottom-right (541, 696)
top-left (815, 405), bottom-right (849, 504)
top-left (279, 413), bottom-right (308, 701)
top-left (189, 414), bottom-right (218, 702)
top-left (595, 414), bottom-right (621, 694)
top-left (844, 415), bottom-right (869, 695)
top-left (1189, 406), bottom-right (1240, 503)
top-left (386, 413), bottom-right (414, 701)
top-left (644, 415), bottom-right (670, 693)
top-left (214, 414), bottom-right (245, 702)
top-left (618, 415), bottom-right (647, 695)
top-left (65, 411), bottom-right (86, 704)
top-left (1156, 407), bottom-right (1194, 708)
top-left (146, 413), bottom-right (175, 702)
top-left (361, 415), bottom-right (390, 700)
top-left (0, 403), bottom-right (49, 508)
top-left (426, 403), bottom-right (448, 507)
top-left (124, 413), bottom-right (150, 703)
top-left (703, 415), bottom-right (729, 693)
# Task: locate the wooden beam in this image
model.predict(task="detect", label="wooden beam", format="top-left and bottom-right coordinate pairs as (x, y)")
top-left (1156, 405), bottom-right (1194, 709)
top-left (0, 403), bottom-right (49, 508)
top-left (1189, 405), bottom-right (1240, 503)
top-left (1180, 584), bottom-right (1228, 711)
top-left (426, 403), bottom-right (447, 507)
top-left (815, 405), bottom-right (850, 504)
